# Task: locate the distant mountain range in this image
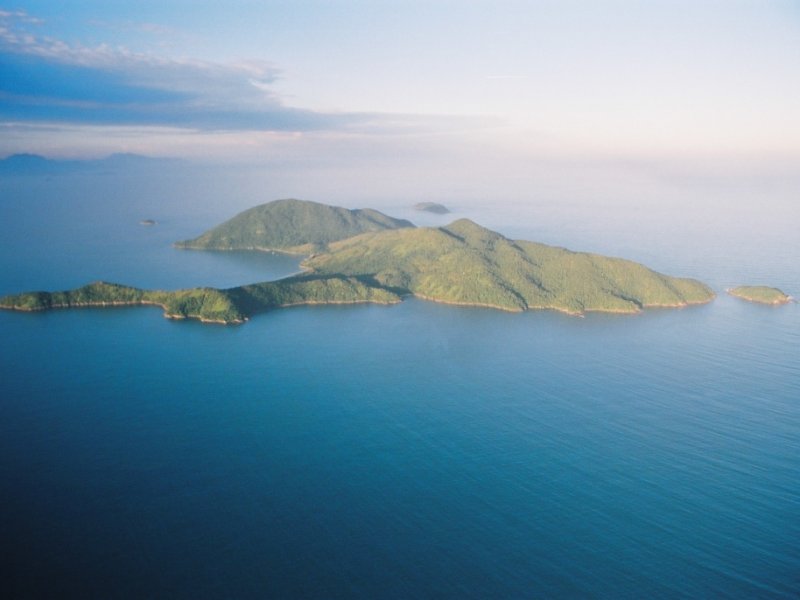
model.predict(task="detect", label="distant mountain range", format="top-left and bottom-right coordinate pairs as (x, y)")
top-left (1, 199), bottom-right (716, 324)
top-left (0, 153), bottom-right (179, 174)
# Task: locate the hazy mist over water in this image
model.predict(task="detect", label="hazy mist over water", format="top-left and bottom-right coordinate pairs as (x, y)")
top-left (1, 157), bottom-right (797, 295)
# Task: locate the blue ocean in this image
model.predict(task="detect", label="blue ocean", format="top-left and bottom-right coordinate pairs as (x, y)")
top-left (1, 165), bottom-right (798, 598)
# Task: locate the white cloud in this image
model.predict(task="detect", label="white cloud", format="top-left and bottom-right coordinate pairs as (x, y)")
top-left (0, 8), bottom-right (499, 155)
top-left (0, 10), bottom-right (340, 130)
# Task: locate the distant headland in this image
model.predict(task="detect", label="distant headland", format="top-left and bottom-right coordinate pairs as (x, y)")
top-left (1, 199), bottom-right (716, 324)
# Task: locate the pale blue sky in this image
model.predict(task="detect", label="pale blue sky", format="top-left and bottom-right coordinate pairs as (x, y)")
top-left (1, 1), bottom-right (799, 163)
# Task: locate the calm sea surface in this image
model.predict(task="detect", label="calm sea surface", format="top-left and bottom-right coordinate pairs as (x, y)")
top-left (1, 169), bottom-right (798, 598)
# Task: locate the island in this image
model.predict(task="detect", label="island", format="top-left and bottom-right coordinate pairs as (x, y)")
top-left (0, 199), bottom-right (716, 324)
top-left (413, 202), bottom-right (450, 214)
top-left (175, 198), bottom-right (414, 254)
top-left (728, 286), bottom-right (791, 305)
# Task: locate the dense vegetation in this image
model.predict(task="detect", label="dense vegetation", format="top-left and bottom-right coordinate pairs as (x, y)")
top-left (728, 286), bottom-right (791, 305)
top-left (175, 198), bottom-right (414, 253)
top-left (306, 219), bottom-right (714, 314)
top-left (1, 201), bottom-right (717, 324)
top-left (0, 281), bottom-right (247, 323)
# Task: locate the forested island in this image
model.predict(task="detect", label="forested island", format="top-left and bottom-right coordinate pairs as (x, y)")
top-left (175, 199), bottom-right (414, 254)
top-left (1, 199), bottom-right (715, 324)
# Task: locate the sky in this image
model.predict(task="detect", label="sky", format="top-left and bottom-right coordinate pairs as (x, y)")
top-left (1, 1), bottom-right (799, 171)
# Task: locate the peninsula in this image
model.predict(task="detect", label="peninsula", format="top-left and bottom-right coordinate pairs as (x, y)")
top-left (0, 199), bottom-right (715, 324)
top-left (728, 286), bottom-right (791, 305)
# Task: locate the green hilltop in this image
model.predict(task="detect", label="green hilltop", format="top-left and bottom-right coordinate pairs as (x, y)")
top-left (1, 200), bottom-right (716, 324)
top-left (175, 198), bottom-right (414, 254)
top-left (306, 218), bottom-right (713, 314)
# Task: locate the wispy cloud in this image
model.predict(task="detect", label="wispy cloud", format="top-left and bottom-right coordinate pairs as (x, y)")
top-left (0, 10), bottom-right (492, 137)
top-left (0, 9), bottom-right (42, 24)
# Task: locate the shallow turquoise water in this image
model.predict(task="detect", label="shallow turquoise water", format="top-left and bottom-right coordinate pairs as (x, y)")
top-left (1, 171), bottom-right (798, 597)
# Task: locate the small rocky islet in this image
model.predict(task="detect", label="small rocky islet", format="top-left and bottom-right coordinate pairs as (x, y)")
top-left (727, 286), bottom-right (792, 305)
top-left (413, 202), bottom-right (450, 214)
